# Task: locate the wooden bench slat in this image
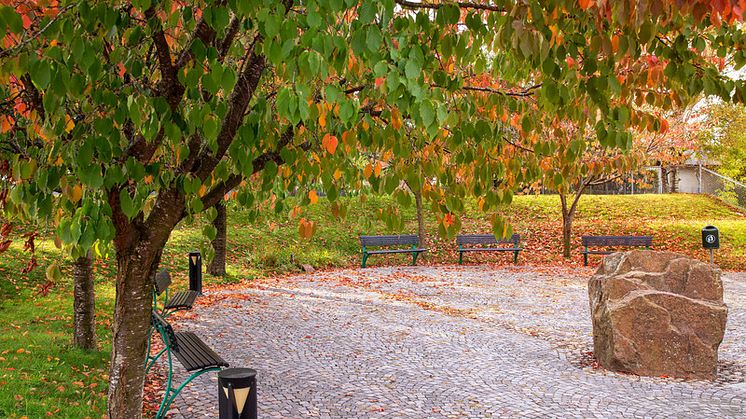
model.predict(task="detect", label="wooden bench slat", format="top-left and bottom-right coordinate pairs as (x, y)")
top-left (360, 234), bottom-right (420, 247)
top-left (359, 234), bottom-right (426, 267)
top-left (366, 248), bottom-right (426, 255)
top-left (460, 247), bottom-right (524, 252)
top-left (164, 290), bottom-right (199, 311)
top-left (581, 235), bottom-right (653, 247)
top-left (456, 234), bottom-right (522, 264)
top-left (581, 235), bottom-right (653, 265)
top-left (174, 332), bottom-right (229, 372)
top-left (456, 234), bottom-right (520, 246)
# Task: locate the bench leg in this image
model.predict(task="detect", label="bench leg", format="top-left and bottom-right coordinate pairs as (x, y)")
top-left (361, 253), bottom-right (368, 268)
top-left (156, 366), bottom-right (222, 419)
top-left (412, 252), bottom-right (419, 265)
top-left (513, 250), bottom-right (519, 264)
top-left (459, 251), bottom-right (463, 265)
top-left (583, 252), bottom-right (588, 266)
top-left (155, 351), bottom-right (175, 419)
top-left (145, 346), bottom-right (167, 374)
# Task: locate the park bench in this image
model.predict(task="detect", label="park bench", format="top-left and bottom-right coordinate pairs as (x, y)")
top-left (457, 234), bottom-right (523, 264)
top-left (153, 268), bottom-right (199, 317)
top-left (359, 235), bottom-right (427, 268)
top-left (146, 311), bottom-right (229, 419)
top-left (581, 235), bottom-right (653, 266)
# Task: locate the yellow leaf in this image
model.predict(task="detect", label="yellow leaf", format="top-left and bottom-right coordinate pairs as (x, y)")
top-left (64, 114), bottom-right (75, 133)
top-left (319, 113), bottom-right (326, 129)
top-left (69, 185), bottom-right (83, 203)
top-left (333, 169), bottom-right (343, 181)
top-left (308, 190), bottom-right (318, 204)
top-left (143, 175), bottom-right (153, 185)
top-left (198, 184), bottom-right (207, 197)
top-left (391, 109), bottom-right (403, 130)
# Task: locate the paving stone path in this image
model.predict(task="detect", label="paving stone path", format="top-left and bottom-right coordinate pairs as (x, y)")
top-left (164, 266), bottom-right (746, 418)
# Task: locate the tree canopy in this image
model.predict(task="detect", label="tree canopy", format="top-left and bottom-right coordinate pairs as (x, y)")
top-left (1, 0), bottom-right (745, 416)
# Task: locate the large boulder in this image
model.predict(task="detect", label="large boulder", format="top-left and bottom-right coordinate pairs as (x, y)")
top-left (588, 250), bottom-right (727, 380)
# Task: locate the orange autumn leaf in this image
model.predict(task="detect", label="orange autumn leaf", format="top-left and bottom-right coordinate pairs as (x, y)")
top-left (318, 113), bottom-right (326, 129)
top-left (374, 161), bottom-right (382, 177)
top-left (578, 0), bottom-right (594, 10)
top-left (322, 133), bottom-right (338, 154)
top-left (363, 163), bottom-right (373, 178)
top-left (308, 190), bottom-right (318, 204)
top-left (1, 115), bottom-right (14, 133)
top-left (391, 108), bottom-right (403, 130)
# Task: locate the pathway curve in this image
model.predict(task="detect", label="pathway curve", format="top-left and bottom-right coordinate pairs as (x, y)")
top-left (165, 266), bottom-right (746, 418)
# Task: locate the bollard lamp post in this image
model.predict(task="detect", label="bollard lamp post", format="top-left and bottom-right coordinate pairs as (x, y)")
top-left (218, 368), bottom-right (257, 419)
top-left (188, 251), bottom-right (202, 294)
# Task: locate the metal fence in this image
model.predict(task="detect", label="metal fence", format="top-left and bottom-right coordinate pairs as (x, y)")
top-left (700, 167), bottom-right (746, 209)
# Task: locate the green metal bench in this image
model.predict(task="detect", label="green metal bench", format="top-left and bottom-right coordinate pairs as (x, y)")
top-left (581, 235), bottom-right (653, 266)
top-left (457, 234), bottom-right (523, 264)
top-left (153, 269), bottom-right (199, 317)
top-left (359, 234), bottom-right (427, 268)
top-left (146, 311), bottom-right (229, 419)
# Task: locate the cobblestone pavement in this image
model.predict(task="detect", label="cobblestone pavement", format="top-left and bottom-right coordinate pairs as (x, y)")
top-left (163, 266), bottom-right (746, 418)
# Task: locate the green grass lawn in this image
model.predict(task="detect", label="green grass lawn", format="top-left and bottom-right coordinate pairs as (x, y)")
top-left (1, 193), bottom-right (744, 416)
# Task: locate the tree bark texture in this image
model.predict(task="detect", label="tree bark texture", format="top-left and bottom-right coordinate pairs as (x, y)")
top-left (72, 251), bottom-right (97, 351)
top-left (207, 202), bottom-right (227, 276)
top-left (413, 188), bottom-right (426, 250)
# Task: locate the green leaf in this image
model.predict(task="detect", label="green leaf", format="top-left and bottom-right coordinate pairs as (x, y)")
top-left (405, 60), bottom-right (420, 80)
top-left (0, 6), bottom-right (23, 34)
top-left (420, 100), bottom-right (435, 127)
top-left (366, 26), bottom-right (382, 53)
top-left (119, 190), bottom-right (138, 219)
top-left (30, 60), bottom-right (52, 89)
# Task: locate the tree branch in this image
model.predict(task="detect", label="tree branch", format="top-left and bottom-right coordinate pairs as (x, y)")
top-left (459, 84), bottom-right (542, 97)
top-left (200, 125), bottom-right (296, 210)
top-left (192, 34), bottom-right (266, 180)
top-left (394, 0), bottom-right (505, 12)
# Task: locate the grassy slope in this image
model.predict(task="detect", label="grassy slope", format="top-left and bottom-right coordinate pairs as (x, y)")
top-left (1, 193), bottom-right (744, 416)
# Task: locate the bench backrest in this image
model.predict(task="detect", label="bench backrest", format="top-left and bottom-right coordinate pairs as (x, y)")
top-left (582, 235), bottom-right (653, 247)
top-left (153, 269), bottom-right (171, 295)
top-left (152, 311), bottom-right (178, 351)
top-left (457, 233), bottom-right (520, 246)
top-left (360, 234), bottom-right (419, 247)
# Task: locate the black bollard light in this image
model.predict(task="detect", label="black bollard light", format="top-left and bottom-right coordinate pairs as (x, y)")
top-left (218, 368), bottom-right (257, 419)
top-left (188, 251), bottom-right (202, 294)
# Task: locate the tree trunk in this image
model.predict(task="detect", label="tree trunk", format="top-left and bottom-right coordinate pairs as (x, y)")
top-left (413, 187), bottom-right (426, 249)
top-left (107, 241), bottom-right (163, 418)
top-left (72, 250), bottom-right (97, 351)
top-left (562, 209), bottom-right (574, 259)
top-left (207, 202), bottom-right (227, 276)
top-left (560, 189), bottom-right (583, 259)
top-left (661, 167), bottom-right (669, 193)
top-left (670, 167), bottom-right (678, 193)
